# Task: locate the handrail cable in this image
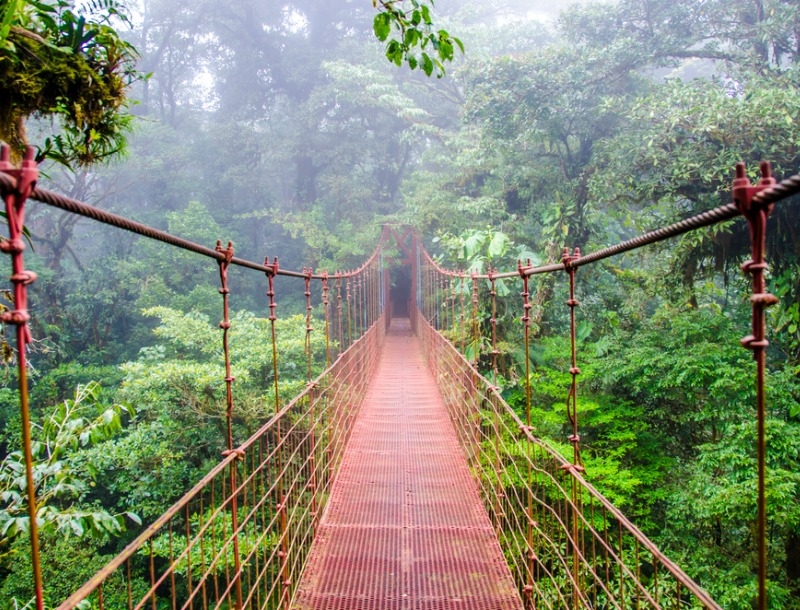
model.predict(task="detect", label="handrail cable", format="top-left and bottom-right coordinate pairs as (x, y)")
top-left (0, 171), bottom-right (385, 279)
top-left (419, 172), bottom-right (800, 279)
top-left (2, 146), bottom-right (799, 610)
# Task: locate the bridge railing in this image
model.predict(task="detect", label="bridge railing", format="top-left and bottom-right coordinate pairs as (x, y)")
top-left (55, 313), bottom-right (385, 610)
top-left (417, 310), bottom-right (720, 609)
top-left (413, 163), bottom-right (800, 610)
top-left (0, 144), bottom-right (389, 610)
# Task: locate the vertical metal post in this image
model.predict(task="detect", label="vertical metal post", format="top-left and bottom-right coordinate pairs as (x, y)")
top-left (322, 273), bottom-right (331, 368)
top-left (450, 277), bottom-right (456, 338)
top-left (353, 275), bottom-right (360, 338)
top-left (562, 247), bottom-right (584, 609)
top-left (265, 259), bottom-right (289, 610)
top-left (336, 273), bottom-right (343, 357)
top-left (0, 145), bottom-right (42, 610)
top-left (732, 162), bottom-right (778, 610)
top-left (419, 240), bottom-right (423, 314)
top-left (471, 273), bottom-right (479, 366)
top-left (216, 240), bottom-right (243, 610)
top-left (303, 270), bottom-right (318, 532)
top-left (488, 270), bottom-right (502, 534)
top-left (518, 261), bottom-right (535, 608)
top-left (346, 275), bottom-right (352, 348)
top-left (459, 273), bottom-right (467, 355)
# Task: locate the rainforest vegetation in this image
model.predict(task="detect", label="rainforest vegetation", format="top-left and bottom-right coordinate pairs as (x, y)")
top-left (0, 0), bottom-right (799, 607)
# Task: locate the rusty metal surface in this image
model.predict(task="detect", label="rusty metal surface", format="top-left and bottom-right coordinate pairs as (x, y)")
top-left (414, 298), bottom-right (723, 609)
top-left (55, 272), bottom-right (387, 610)
top-left (293, 318), bottom-right (522, 610)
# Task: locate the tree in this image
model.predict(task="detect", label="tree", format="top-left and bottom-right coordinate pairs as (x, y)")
top-left (0, 382), bottom-right (137, 547)
top-left (0, 0), bottom-right (140, 166)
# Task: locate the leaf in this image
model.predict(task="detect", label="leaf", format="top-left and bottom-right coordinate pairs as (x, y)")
top-left (69, 518), bottom-right (85, 537)
top-left (576, 320), bottom-right (593, 343)
top-left (462, 230), bottom-right (485, 259)
top-left (421, 52), bottom-right (434, 76)
top-left (495, 278), bottom-right (510, 297)
top-left (373, 12), bottom-right (391, 42)
top-left (487, 232), bottom-right (510, 259)
top-left (421, 4), bottom-right (431, 24)
top-left (0, 0), bottom-right (21, 42)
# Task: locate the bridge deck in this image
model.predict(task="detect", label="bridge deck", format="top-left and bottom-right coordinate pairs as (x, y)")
top-left (294, 319), bottom-right (521, 610)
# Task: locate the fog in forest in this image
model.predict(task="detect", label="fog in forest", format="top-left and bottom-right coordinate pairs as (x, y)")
top-left (1, 0), bottom-right (800, 607)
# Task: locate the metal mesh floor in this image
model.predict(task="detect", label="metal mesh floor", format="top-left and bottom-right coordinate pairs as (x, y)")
top-left (293, 319), bottom-right (522, 610)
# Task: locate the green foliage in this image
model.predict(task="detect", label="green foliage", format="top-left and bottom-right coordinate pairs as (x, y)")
top-left (434, 226), bottom-right (539, 277)
top-left (78, 417), bottom-right (206, 520)
top-left (592, 72), bottom-right (800, 221)
top-left (128, 201), bottom-right (235, 319)
top-left (373, 0), bottom-right (463, 77)
top-left (0, 382), bottom-right (138, 547)
top-left (121, 308), bottom-right (328, 421)
top-left (0, 0), bottom-right (141, 166)
top-left (147, 507), bottom-right (277, 578)
top-left (0, 532), bottom-right (149, 610)
top-left (594, 303), bottom-right (800, 603)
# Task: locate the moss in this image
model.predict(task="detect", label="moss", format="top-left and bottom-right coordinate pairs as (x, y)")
top-left (0, 24), bottom-right (135, 165)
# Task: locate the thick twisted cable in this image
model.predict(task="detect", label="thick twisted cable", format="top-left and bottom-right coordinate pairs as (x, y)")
top-left (0, 173), bottom-right (321, 278)
top-left (428, 174), bottom-right (800, 279)
top-left (569, 203), bottom-right (740, 269)
top-left (572, 171), bottom-right (800, 268)
top-left (752, 174), bottom-right (800, 207)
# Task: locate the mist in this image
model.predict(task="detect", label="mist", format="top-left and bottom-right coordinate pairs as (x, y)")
top-left (1, 0), bottom-right (799, 606)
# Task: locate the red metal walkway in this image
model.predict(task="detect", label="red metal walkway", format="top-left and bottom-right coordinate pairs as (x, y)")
top-left (294, 319), bottom-right (521, 610)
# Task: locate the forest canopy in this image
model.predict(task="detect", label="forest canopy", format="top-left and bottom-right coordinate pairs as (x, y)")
top-left (0, 0), bottom-right (799, 608)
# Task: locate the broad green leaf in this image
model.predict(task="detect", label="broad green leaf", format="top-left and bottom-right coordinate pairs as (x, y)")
top-left (373, 12), bottom-right (391, 41)
top-left (487, 232), bottom-right (510, 259)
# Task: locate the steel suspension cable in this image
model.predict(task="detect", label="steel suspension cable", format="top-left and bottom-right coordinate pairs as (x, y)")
top-left (0, 171), bottom-right (394, 280)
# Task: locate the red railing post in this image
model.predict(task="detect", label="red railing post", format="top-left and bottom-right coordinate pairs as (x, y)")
top-left (518, 260), bottom-right (536, 609)
top-left (216, 240), bottom-right (244, 610)
top-left (303, 269), bottom-right (319, 534)
top-left (488, 269), bottom-right (503, 534)
top-left (0, 145), bottom-right (42, 610)
top-left (471, 272), bottom-right (480, 367)
top-left (561, 246), bottom-right (585, 609)
top-left (336, 272), bottom-right (343, 357)
top-left (322, 272), bottom-right (331, 368)
top-left (346, 275), bottom-right (352, 348)
top-left (264, 258), bottom-right (290, 609)
top-left (732, 162), bottom-right (778, 610)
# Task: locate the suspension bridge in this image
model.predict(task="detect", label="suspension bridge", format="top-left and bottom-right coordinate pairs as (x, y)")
top-left (1, 145), bottom-right (799, 610)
